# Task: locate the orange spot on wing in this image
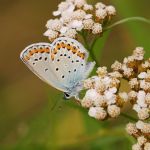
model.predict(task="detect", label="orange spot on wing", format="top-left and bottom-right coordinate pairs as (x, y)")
top-left (67, 45), bottom-right (71, 51)
top-left (72, 47), bottom-right (77, 54)
top-left (34, 49), bottom-right (38, 53)
top-left (51, 54), bottom-right (55, 61)
top-left (29, 50), bottom-right (34, 56)
top-left (77, 51), bottom-right (85, 59)
top-left (45, 48), bottom-right (50, 53)
top-left (53, 48), bottom-right (57, 54)
top-left (24, 55), bottom-right (30, 61)
top-left (39, 49), bottom-right (45, 53)
top-left (61, 42), bottom-right (66, 48)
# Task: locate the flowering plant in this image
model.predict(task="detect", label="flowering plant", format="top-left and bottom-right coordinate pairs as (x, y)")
top-left (44, 0), bottom-right (150, 149)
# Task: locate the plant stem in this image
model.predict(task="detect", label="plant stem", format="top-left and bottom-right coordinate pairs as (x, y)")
top-left (82, 32), bottom-right (100, 67)
top-left (121, 113), bottom-right (138, 122)
top-left (104, 17), bottom-right (150, 30)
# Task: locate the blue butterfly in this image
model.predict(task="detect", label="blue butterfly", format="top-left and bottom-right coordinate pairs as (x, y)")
top-left (20, 37), bottom-right (95, 99)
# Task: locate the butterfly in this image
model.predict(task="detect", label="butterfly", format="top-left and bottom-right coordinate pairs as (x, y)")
top-left (20, 37), bottom-right (95, 99)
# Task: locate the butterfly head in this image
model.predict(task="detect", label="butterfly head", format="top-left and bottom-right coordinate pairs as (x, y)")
top-left (64, 92), bottom-right (72, 99)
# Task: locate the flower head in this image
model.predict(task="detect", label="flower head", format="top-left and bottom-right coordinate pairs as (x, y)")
top-left (44, 0), bottom-right (116, 42)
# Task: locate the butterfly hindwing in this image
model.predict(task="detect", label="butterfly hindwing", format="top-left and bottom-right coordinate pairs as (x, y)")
top-left (51, 37), bottom-right (92, 88)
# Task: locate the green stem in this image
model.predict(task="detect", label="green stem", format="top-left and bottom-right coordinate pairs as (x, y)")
top-left (105, 17), bottom-right (150, 30)
top-left (121, 113), bottom-right (138, 122)
top-left (82, 32), bottom-right (99, 67)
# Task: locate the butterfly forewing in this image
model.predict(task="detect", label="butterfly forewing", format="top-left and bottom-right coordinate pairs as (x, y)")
top-left (20, 43), bottom-right (67, 92)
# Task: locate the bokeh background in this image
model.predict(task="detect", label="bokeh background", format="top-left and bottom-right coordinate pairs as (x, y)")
top-left (0, 0), bottom-right (149, 149)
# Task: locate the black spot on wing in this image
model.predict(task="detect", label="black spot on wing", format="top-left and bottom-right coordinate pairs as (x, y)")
top-left (45, 68), bottom-right (48, 72)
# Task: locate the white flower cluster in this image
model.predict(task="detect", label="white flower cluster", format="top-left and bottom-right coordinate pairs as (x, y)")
top-left (80, 47), bottom-right (150, 149)
top-left (44, 0), bottom-right (116, 42)
top-left (111, 47), bottom-right (150, 150)
top-left (126, 121), bottom-right (150, 150)
top-left (111, 47), bottom-right (150, 121)
top-left (81, 66), bottom-right (128, 120)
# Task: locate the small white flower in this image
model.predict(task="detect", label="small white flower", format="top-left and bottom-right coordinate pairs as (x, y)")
top-left (104, 90), bottom-right (116, 104)
top-left (84, 14), bottom-right (93, 19)
top-left (53, 11), bottom-right (61, 16)
top-left (136, 121), bottom-right (150, 134)
top-left (111, 61), bottom-right (122, 71)
top-left (144, 142), bottom-right (150, 150)
top-left (137, 136), bottom-right (147, 146)
top-left (65, 28), bottom-right (77, 38)
top-left (132, 143), bottom-right (142, 150)
top-left (60, 26), bottom-right (69, 34)
top-left (46, 19), bottom-right (62, 31)
top-left (119, 92), bottom-right (129, 102)
top-left (106, 5), bottom-right (116, 15)
top-left (69, 20), bottom-right (83, 29)
top-left (92, 23), bottom-right (103, 34)
top-left (126, 123), bottom-right (138, 135)
top-left (133, 104), bottom-right (141, 112)
top-left (107, 105), bottom-right (120, 118)
top-left (97, 67), bottom-right (107, 77)
top-left (136, 121), bottom-right (144, 130)
top-left (138, 108), bottom-right (149, 120)
top-left (88, 107), bottom-right (97, 117)
top-left (58, 1), bottom-right (75, 13)
top-left (83, 19), bottom-right (94, 30)
top-left (74, 0), bottom-right (86, 8)
top-left (83, 4), bottom-right (93, 11)
top-left (88, 107), bottom-right (107, 120)
top-left (95, 2), bottom-right (106, 9)
top-left (133, 47), bottom-right (145, 61)
top-left (109, 87), bottom-right (117, 94)
top-left (140, 80), bottom-right (150, 91)
top-left (72, 9), bottom-right (86, 20)
top-left (145, 93), bottom-right (150, 105)
top-left (95, 8), bottom-right (107, 19)
top-left (137, 91), bottom-right (147, 108)
top-left (102, 76), bottom-right (111, 87)
top-left (85, 89), bottom-right (100, 101)
top-left (138, 72), bottom-right (147, 79)
top-left (43, 29), bottom-right (58, 39)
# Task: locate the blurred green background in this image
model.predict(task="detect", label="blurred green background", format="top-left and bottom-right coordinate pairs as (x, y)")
top-left (0, 0), bottom-right (149, 150)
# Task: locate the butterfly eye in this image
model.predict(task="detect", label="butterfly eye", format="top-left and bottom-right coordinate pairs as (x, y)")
top-left (64, 92), bottom-right (71, 99)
